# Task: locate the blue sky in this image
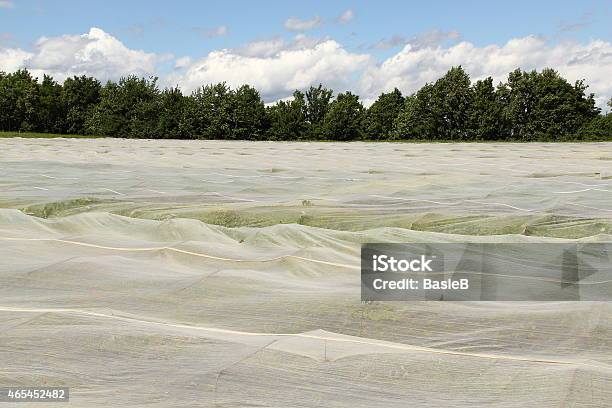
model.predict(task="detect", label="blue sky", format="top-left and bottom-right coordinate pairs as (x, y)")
top-left (1, 0), bottom-right (611, 107)
top-left (2, 0), bottom-right (610, 57)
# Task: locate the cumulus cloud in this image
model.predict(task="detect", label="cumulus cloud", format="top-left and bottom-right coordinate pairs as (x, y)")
top-left (193, 25), bottom-right (228, 38)
top-left (360, 36), bottom-right (612, 108)
top-left (371, 30), bottom-right (462, 50)
top-left (0, 47), bottom-right (31, 72)
top-left (557, 12), bottom-right (595, 33)
top-left (170, 39), bottom-right (370, 101)
top-left (0, 0), bottom-right (14, 8)
top-left (233, 34), bottom-right (329, 58)
top-left (284, 16), bottom-right (322, 32)
top-left (336, 9), bottom-right (354, 24)
top-left (1, 27), bottom-right (610, 109)
top-left (0, 27), bottom-right (161, 82)
top-left (174, 56), bottom-right (192, 69)
top-left (234, 37), bottom-right (287, 58)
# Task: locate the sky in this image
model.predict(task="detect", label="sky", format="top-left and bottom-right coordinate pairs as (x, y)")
top-left (1, 0), bottom-right (611, 107)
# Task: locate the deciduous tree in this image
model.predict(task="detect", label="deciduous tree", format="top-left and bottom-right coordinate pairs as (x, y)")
top-left (322, 91), bottom-right (365, 141)
top-left (364, 88), bottom-right (404, 139)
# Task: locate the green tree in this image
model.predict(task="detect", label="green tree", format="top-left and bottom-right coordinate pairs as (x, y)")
top-left (305, 84), bottom-right (333, 138)
top-left (0, 67), bottom-right (607, 141)
top-left (62, 75), bottom-right (101, 134)
top-left (469, 77), bottom-right (508, 140)
top-left (157, 87), bottom-right (186, 139)
top-left (432, 66), bottom-right (473, 140)
top-left (501, 68), bottom-right (599, 140)
top-left (125, 77), bottom-right (161, 138)
top-left (0, 69), bottom-right (39, 131)
top-left (322, 91), bottom-right (365, 141)
top-left (38, 75), bottom-right (65, 133)
top-left (573, 114), bottom-right (612, 140)
top-left (499, 69), bottom-right (534, 139)
top-left (84, 81), bottom-right (122, 136)
top-left (85, 76), bottom-right (160, 137)
top-left (0, 71), bottom-right (5, 129)
top-left (266, 90), bottom-right (307, 140)
top-left (182, 82), bottom-right (233, 139)
top-left (364, 88), bottom-right (404, 139)
top-left (393, 85), bottom-right (437, 139)
top-left (394, 67), bottom-right (473, 140)
top-left (230, 84), bottom-right (267, 140)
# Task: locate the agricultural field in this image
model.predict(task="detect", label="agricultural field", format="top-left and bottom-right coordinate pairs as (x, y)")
top-left (1, 138), bottom-right (611, 406)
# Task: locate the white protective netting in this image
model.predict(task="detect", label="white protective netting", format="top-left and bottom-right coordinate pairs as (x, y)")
top-left (0, 139), bottom-right (611, 407)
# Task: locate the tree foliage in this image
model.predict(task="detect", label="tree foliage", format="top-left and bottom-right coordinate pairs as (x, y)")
top-left (157, 87), bottom-right (186, 139)
top-left (322, 92), bottom-right (365, 141)
top-left (394, 67), bottom-right (473, 140)
top-left (0, 67), bottom-right (609, 140)
top-left (85, 76), bottom-right (161, 138)
top-left (573, 114), bottom-right (612, 140)
top-left (182, 82), bottom-right (233, 139)
top-left (62, 75), bottom-right (101, 134)
top-left (433, 66), bottom-right (473, 140)
top-left (393, 84), bottom-right (438, 140)
top-left (266, 90), bottom-right (307, 140)
top-left (364, 88), bottom-right (404, 139)
top-left (230, 85), bottom-right (267, 140)
top-left (469, 77), bottom-right (507, 140)
top-left (0, 69), bottom-right (39, 131)
top-left (500, 68), bottom-right (599, 140)
top-left (304, 84), bottom-right (333, 138)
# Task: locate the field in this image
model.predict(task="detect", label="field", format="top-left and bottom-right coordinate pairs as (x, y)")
top-left (1, 138), bottom-right (611, 406)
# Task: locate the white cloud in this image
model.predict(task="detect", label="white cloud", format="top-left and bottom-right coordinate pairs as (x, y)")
top-left (234, 37), bottom-right (286, 58)
top-left (0, 47), bottom-right (31, 72)
top-left (0, 0), bottom-right (14, 8)
top-left (360, 36), bottom-right (612, 108)
top-left (0, 27), bottom-right (160, 82)
top-left (557, 12), bottom-right (595, 33)
top-left (174, 56), bottom-right (192, 69)
top-left (234, 34), bottom-right (329, 58)
top-left (284, 16), bottom-right (322, 32)
top-left (171, 39), bottom-right (370, 101)
top-left (336, 9), bottom-right (354, 24)
top-left (372, 30), bottom-right (462, 50)
top-left (212, 25), bottom-right (228, 37)
top-left (193, 25), bottom-right (228, 38)
top-left (1, 28), bottom-right (610, 110)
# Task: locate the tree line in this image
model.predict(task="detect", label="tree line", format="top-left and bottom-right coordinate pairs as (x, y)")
top-left (0, 67), bottom-right (610, 141)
